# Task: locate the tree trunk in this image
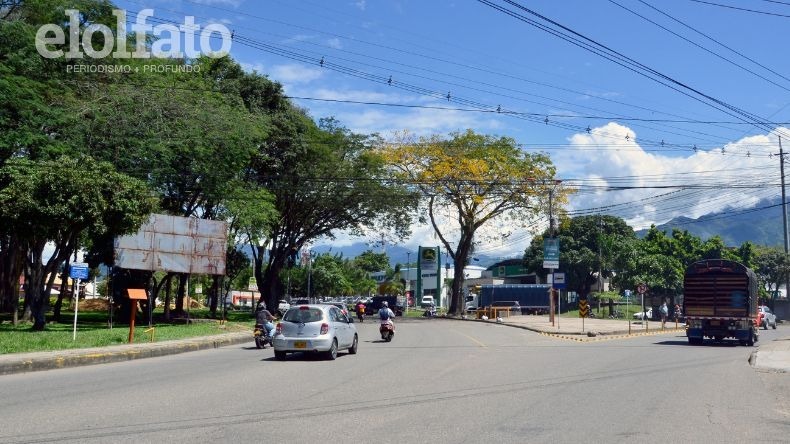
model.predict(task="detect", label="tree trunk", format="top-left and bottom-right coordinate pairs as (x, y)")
top-left (53, 257), bottom-right (70, 322)
top-left (174, 273), bottom-right (187, 315)
top-left (163, 276), bottom-right (172, 321)
top-left (209, 275), bottom-right (219, 317)
top-left (261, 250), bottom-right (287, 310)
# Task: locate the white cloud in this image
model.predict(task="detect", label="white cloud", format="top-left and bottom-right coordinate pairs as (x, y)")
top-left (269, 63), bottom-right (324, 84)
top-left (240, 62), bottom-right (265, 74)
top-left (556, 122), bottom-right (782, 231)
top-left (191, 0), bottom-right (244, 7)
top-left (353, 0), bottom-right (366, 11)
top-left (327, 38), bottom-right (343, 49)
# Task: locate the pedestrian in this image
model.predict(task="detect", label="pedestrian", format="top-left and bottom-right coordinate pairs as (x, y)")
top-left (660, 301), bottom-right (669, 328)
top-left (674, 304), bottom-right (681, 323)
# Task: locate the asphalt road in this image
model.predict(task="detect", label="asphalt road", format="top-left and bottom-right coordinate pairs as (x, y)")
top-left (0, 318), bottom-right (788, 444)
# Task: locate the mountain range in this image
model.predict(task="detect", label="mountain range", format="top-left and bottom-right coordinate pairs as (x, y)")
top-left (635, 196), bottom-right (786, 247)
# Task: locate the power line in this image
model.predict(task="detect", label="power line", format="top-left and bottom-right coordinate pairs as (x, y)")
top-left (609, 0), bottom-right (790, 92)
top-left (117, 4), bottom-right (773, 146)
top-left (478, 0), bottom-right (790, 142)
top-left (637, 0), bottom-right (790, 87)
top-left (689, 0), bottom-right (790, 18)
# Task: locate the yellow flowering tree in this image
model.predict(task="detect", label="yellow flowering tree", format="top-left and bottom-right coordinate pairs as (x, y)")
top-left (381, 129), bottom-right (564, 315)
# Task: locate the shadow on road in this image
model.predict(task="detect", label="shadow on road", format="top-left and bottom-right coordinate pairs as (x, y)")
top-left (656, 339), bottom-right (742, 347)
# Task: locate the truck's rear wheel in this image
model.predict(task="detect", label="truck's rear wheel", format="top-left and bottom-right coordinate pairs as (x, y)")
top-left (746, 330), bottom-right (755, 346)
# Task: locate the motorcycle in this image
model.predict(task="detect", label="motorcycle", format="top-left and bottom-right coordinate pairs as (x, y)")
top-left (356, 305), bottom-right (365, 323)
top-left (253, 323), bottom-right (273, 349)
top-left (379, 321), bottom-right (395, 342)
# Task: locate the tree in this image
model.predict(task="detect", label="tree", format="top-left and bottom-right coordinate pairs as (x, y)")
top-left (754, 247), bottom-right (789, 301)
top-left (524, 215), bottom-right (636, 303)
top-left (383, 130), bottom-right (560, 315)
top-left (0, 156), bottom-right (155, 329)
top-left (253, 117), bottom-right (416, 310)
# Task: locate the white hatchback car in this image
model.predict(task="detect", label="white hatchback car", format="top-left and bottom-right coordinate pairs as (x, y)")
top-left (273, 304), bottom-right (358, 360)
top-left (759, 306), bottom-right (778, 330)
top-left (633, 308), bottom-right (653, 320)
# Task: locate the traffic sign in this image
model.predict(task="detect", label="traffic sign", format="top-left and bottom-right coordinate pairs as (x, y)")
top-left (552, 272), bottom-right (566, 289)
top-left (69, 262), bottom-right (89, 280)
top-left (579, 299), bottom-right (589, 317)
top-left (637, 283), bottom-right (647, 295)
top-left (543, 238), bottom-right (560, 269)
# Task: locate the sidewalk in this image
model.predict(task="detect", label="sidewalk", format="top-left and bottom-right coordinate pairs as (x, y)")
top-left (476, 312), bottom-right (683, 337)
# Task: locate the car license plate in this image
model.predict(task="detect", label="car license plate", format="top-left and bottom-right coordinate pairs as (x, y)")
top-left (294, 341), bottom-right (307, 349)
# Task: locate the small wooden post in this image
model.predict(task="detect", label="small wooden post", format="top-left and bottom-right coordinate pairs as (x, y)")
top-left (127, 289), bottom-right (148, 343)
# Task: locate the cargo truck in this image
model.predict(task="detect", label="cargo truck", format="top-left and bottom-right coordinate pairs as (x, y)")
top-left (683, 259), bottom-right (759, 346)
top-left (478, 284), bottom-right (551, 314)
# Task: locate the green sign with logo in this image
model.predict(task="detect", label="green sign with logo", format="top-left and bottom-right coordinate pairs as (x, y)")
top-left (543, 238), bottom-right (559, 269)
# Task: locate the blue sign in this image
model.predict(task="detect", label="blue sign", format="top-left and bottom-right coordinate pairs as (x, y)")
top-left (70, 262), bottom-right (89, 280)
top-left (553, 272), bottom-right (566, 289)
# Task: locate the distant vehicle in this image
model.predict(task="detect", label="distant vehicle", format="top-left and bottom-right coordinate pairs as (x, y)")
top-left (476, 285), bottom-right (551, 314)
top-left (633, 308), bottom-right (652, 320)
top-left (490, 300), bottom-right (521, 313)
top-left (277, 300), bottom-right (290, 314)
top-left (273, 304), bottom-right (358, 360)
top-left (684, 259), bottom-right (760, 346)
top-left (759, 306), bottom-right (778, 330)
top-left (420, 296), bottom-right (435, 308)
top-left (293, 299), bottom-right (310, 305)
top-left (366, 296), bottom-right (403, 316)
top-left (320, 301), bottom-right (349, 316)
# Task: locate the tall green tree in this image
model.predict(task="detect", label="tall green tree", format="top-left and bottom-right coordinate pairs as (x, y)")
top-left (0, 156), bottom-right (154, 329)
top-left (253, 117), bottom-right (416, 310)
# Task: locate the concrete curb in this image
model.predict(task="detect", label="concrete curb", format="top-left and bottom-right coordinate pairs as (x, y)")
top-left (0, 332), bottom-right (251, 376)
top-left (437, 315), bottom-right (684, 341)
top-left (749, 349), bottom-right (790, 373)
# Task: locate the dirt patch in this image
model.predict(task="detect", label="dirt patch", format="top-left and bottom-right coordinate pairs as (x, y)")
top-left (78, 299), bottom-right (110, 311)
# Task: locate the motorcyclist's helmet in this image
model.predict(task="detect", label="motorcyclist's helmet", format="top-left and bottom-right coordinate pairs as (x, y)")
top-left (382, 301), bottom-right (388, 307)
top-left (256, 301), bottom-right (266, 311)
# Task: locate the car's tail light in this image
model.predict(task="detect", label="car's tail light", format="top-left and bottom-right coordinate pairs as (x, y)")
top-left (275, 323), bottom-right (282, 335)
top-left (320, 323), bottom-right (329, 334)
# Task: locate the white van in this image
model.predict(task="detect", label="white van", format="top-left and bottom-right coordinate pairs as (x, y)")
top-left (420, 296), bottom-right (435, 308)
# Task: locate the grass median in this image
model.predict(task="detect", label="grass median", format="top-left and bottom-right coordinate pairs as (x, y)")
top-left (0, 308), bottom-right (253, 354)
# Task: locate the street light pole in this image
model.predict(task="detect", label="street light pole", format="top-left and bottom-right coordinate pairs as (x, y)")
top-left (307, 250), bottom-right (313, 303)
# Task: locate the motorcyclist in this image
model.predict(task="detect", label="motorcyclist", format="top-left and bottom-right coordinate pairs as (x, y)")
top-left (356, 301), bottom-right (366, 322)
top-left (379, 301), bottom-right (395, 328)
top-left (255, 302), bottom-right (276, 339)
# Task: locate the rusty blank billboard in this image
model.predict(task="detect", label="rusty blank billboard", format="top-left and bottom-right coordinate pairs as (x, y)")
top-left (114, 214), bottom-right (227, 275)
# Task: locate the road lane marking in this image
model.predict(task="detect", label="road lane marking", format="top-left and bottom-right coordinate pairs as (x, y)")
top-left (451, 329), bottom-right (487, 347)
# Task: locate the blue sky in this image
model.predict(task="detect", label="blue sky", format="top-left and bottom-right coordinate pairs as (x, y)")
top-left (110, 0), bottom-right (790, 256)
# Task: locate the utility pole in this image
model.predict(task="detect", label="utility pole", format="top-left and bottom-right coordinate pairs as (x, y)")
top-left (598, 215), bottom-right (603, 315)
top-left (780, 136), bottom-right (789, 300)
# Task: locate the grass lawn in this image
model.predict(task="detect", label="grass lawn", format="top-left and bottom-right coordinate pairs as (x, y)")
top-left (0, 307), bottom-right (253, 354)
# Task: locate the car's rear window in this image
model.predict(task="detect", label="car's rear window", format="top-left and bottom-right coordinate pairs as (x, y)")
top-left (284, 307), bottom-right (324, 323)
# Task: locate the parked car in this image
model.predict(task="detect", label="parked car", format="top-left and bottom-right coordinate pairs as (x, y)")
top-left (759, 306), bottom-right (778, 330)
top-left (277, 300), bottom-right (290, 315)
top-left (633, 308), bottom-right (652, 320)
top-left (420, 296), bottom-right (435, 308)
top-left (273, 304), bottom-right (358, 360)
